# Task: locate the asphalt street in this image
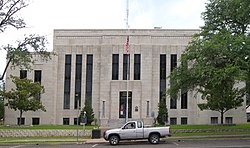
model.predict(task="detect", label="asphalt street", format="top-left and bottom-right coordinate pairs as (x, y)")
top-left (1, 138), bottom-right (250, 148)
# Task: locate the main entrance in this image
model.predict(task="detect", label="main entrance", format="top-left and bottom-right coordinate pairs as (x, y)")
top-left (119, 91), bottom-right (132, 118)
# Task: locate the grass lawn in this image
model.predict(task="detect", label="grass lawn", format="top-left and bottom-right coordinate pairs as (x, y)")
top-left (0, 122), bottom-right (249, 130)
top-left (170, 122), bottom-right (250, 130)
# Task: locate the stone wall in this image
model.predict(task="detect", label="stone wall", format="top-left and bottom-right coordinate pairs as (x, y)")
top-left (0, 130), bottom-right (91, 137)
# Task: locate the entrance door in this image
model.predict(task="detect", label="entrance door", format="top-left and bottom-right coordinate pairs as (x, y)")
top-left (119, 91), bottom-right (132, 118)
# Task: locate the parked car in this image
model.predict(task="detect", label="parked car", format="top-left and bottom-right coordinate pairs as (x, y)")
top-left (103, 120), bottom-right (171, 145)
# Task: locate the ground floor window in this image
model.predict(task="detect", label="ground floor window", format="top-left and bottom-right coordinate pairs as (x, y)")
top-left (17, 117), bottom-right (25, 125)
top-left (32, 118), bottom-right (40, 125)
top-left (119, 91), bottom-right (132, 118)
top-left (63, 118), bottom-right (70, 125)
top-left (225, 117), bottom-right (233, 124)
top-left (181, 117), bottom-right (187, 125)
top-left (170, 117), bottom-right (177, 125)
top-left (211, 117), bottom-right (218, 125)
top-left (74, 118), bottom-right (78, 125)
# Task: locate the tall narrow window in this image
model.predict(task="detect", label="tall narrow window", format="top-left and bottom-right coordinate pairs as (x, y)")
top-left (86, 55), bottom-right (93, 105)
top-left (20, 70), bottom-right (27, 79)
top-left (102, 101), bottom-right (105, 118)
top-left (64, 55), bottom-right (71, 109)
top-left (181, 91), bottom-right (188, 109)
top-left (112, 54), bottom-right (119, 80)
top-left (146, 101), bottom-right (149, 117)
top-left (134, 54), bottom-right (141, 80)
top-left (75, 55), bottom-right (82, 109)
top-left (170, 54), bottom-right (177, 109)
top-left (123, 54), bottom-right (130, 80)
top-left (170, 54), bottom-right (177, 71)
top-left (160, 54), bottom-right (166, 102)
top-left (34, 70), bottom-right (42, 101)
top-left (34, 70), bottom-right (42, 83)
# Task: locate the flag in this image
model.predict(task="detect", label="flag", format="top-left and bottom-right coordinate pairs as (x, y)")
top-left (125, 36), bottom-right (129, 53)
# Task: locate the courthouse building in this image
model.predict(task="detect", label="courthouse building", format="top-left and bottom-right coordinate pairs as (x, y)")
top-left (4, 29), bottom-right (247, 126)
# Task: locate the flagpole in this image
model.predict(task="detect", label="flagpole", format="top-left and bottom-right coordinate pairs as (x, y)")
top-left (125, 0), bottom-right (129, 123)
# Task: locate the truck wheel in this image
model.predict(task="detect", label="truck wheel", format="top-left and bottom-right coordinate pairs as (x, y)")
top-left (109, 135), bottom-right (119, 145)
top-left (148, 134), bottom-right (160, 144)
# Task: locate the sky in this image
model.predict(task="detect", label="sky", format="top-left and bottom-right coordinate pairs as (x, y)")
top-left (0, 0), bottom-right (208, 78)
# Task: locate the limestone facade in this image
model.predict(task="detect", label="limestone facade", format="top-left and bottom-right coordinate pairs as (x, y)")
top-left (4, 29), bottom-right (247, 126)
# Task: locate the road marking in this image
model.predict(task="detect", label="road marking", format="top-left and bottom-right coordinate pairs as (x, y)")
top-left (92, 144), bottom-right (98, 147)
top-left (173, 142), bottom-right (179, 146)
top-left (9, 145), bottom-right (24, 148)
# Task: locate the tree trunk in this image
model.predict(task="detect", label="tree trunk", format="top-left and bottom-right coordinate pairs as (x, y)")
top-left (220, 111), bottom-right (224, 125)
top-left (19, 110), bottom-right (23, 126)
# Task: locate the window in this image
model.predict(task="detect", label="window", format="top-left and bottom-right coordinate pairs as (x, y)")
top-left (181, 91), bottom-right (188, 109)
top-left (34, 70), bottom-right (42, 83)
top-left (170, 54), bottom-right (177, 109)
top-left (20, 70), bottom-right (27, 79)
top-left (124, 122), bottom-right (135, 129)
top-left (160, 54), bottom-right (166, 102)
top-left (63, 118), bottom-right (70, 125)
top-left (34, 70), bottom-right (42, 101)
top-left (74, 118), bottom-right (78, 125)
top-left (146, 101), bottom-right (149, 117)
top-left (86, 55), bottom-right (93, 105)
top-left (17, 117), bottom-right (25, 125)
top-left (181, 117), bottom-right (188, 125)
top-left (225, 117), bottom-right (233, 124)
top-left (75, 55), bottom-right (82, 109)
top-left (123, 54), bottom-right (130, 80)
top-left (112, 54), bottom-right (119, 80)
top-left (211, 117), bottom-right (218, 125)
top-left (64, 55), bottom-right (72, 109)
top-left (170, 97), bottom-right (177, 109)
top-left (102, 101), bottom-right (105, 118)
top-left (32, 118), bottom-right (40, 125)
top-left (170, 54), bottom-right (177, 72)
top-left (137, 121), bottom-right (142, 128)
top-left (134, 54), bottom-right (141, 80)
top-left (170, 118), bottom-right (177, 125)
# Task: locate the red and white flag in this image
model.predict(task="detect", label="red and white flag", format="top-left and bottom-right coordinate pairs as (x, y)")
top-left (125, 36), bottom-right (129, 53)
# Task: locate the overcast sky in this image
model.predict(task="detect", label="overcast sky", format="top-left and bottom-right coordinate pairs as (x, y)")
top-left (0, 0), bottom-right (207, 78)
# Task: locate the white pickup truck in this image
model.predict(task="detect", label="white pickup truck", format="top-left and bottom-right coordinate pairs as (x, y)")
top-left (103, 120), bottom-right (171, 145)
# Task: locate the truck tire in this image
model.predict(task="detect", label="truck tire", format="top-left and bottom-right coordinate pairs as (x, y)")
top-left (109, 135), bottom-right (119, 145)
top-left (148, 134), bottom-right (160, 144)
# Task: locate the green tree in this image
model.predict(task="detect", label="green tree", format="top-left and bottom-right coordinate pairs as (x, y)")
top-left (0, 0), bottom-right (50, 80)
top-left (157, 95), bottom-right (168, 125)
top-left (167, 0), bottom-right (249, 124)
top-left (0, 75), bottom-right (46, 125)
top-left (81, 98), bottom-right (94, 125)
